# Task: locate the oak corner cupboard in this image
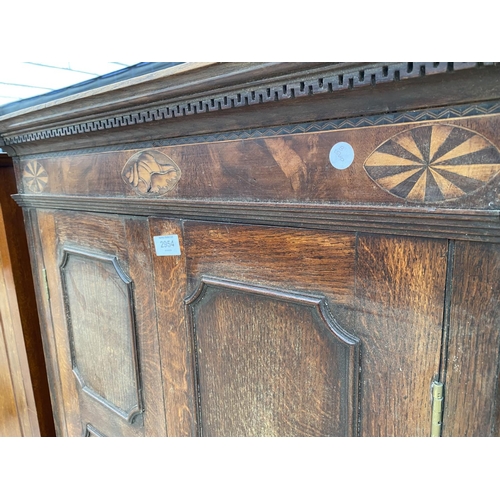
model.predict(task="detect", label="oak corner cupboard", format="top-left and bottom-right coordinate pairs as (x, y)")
top-left (1, 62), bottom-right (499, 437)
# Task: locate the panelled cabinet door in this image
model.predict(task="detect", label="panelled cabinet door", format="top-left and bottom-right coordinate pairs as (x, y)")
top-left (36, 212), bottom-right (451, 437)
top-left (153, 220), bottom-right (448, 437)
top-left (186, 277), bottom-right (359, 437)
top-left (37, 210), bottom-right (166, 437)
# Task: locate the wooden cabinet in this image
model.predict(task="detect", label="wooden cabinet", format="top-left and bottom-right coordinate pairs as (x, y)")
top-left (0, 155), bottom-right (54, 436)
top-left (1, 62), bottom-right (500, 436)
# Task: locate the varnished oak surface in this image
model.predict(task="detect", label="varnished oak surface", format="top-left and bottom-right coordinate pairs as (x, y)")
top-left (354, 235), bottom-right (447, 436)
top-left (442, 241), bottom-right (500, 436)
top-left (187, 278), bottom-right (358, 436)
top-left (0, 274), bottom-right (21, 436)
top-left (36, 211), bottom-right (168, 436)
top-left (149, 218), bottom-right (195, 437)
top-left (182, 223), bottom-right (448, 436)
top-left (183, 225), bottom-right (359, 436)
top-left (60, 248), bottom-right (141, 421)
top-left (4, 64), bottom-right (500, 436)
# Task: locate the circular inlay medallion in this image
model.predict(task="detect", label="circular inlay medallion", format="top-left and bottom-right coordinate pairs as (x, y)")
top-left (364, 125), bottom-right (500, 202)
top-left (23, 161), bottom-right (48, 193)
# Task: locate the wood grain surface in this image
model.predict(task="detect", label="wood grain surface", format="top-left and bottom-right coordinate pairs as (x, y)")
top-left (148, 218), bottom-right (195, 436)
top-left (182, 222), bottom-right (450, 436)
top-left (7, 64), bottom-right (500, 437)
top-left (60, 248), bottom-right (141, 421)
top-left (187, 278), bottom-right (359, 436)
top-left (124, 217), bottom-right (167, 436)
top-left (0, 285), bottom-right (23, 436)
top-left (37, 211), bottom-right (168, 436)
top-left (353, 234), bottom-right (448, 436)
top-left (26, 209), bottom-right (67, 435)
top-left (184, 222), bottom-right (356, 305)
top-left (442, 241), bottom-right (500, 436)
top-left (0, 161), bottom-right (53, 436)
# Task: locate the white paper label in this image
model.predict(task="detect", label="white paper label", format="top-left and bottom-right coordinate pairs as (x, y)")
top-left (329, 142), bottom-right (354, 170)
top-left (153, 234), bottom-right (181, 256)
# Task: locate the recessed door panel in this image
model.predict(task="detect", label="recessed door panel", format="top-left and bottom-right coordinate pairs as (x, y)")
top-left (187, 277), bottom-right (359, 436)
top-left (61, 248), bottom-right (141, 422)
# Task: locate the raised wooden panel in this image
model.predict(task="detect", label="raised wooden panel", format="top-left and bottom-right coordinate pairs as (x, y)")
top-left (84, 424), bottom-right (106, 437)
top-left (60, 247), bottom-right (142, 422)
top-left (186, 277), bottom-right (360, 437)
top-left (35, 211), bottom-right (165, 436)
top-left (442, 241), bottom-right (500, 436)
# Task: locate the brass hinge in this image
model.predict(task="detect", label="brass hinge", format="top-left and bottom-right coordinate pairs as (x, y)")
top-left (42, 268), bottom-right (50, 301)
top-left (431, 381), bottom-right (444, 437)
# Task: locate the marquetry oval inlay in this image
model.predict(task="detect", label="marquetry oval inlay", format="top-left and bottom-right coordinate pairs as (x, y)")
top-left (122, 149), bottom-right (181, 195)
top-left (23, 161), bottom-right (48, 193)
top-left (364, 125), bottom-right (500, 202)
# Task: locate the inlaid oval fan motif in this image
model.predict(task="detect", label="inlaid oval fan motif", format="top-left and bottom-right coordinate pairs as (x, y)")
top-left (122, 150), bottom-right (181, 195)
top-left (364, 125), bottom-right (500, 202)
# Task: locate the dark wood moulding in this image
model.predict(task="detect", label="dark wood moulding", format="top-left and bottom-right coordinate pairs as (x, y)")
top-left (12, 194), bottom-right (500, 243)
top-left (2, 62), bottom-right (500, 156)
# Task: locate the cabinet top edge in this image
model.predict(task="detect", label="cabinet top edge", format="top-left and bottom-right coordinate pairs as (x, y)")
top-left (0, 62), bottom-right (338, 130)
top-left (1, 62), bottom-right (498, 156)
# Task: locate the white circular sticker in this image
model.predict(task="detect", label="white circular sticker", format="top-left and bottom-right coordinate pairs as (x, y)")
top-left (329, 142), bottom-right (354, 170)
